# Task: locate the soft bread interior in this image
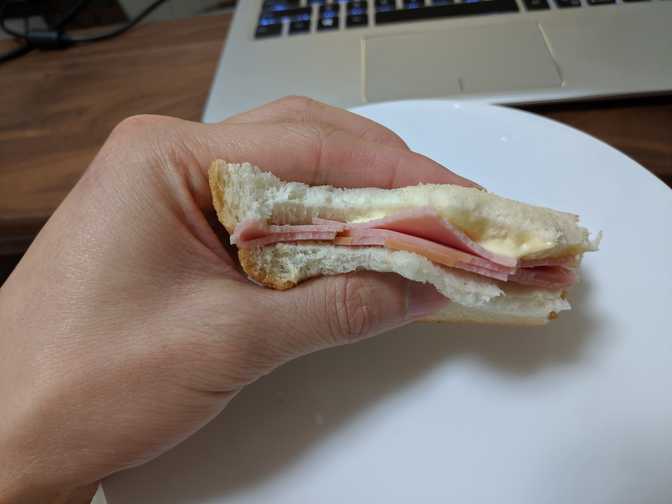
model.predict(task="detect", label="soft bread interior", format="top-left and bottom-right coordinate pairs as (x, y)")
top-left (210, 160), bottom-right (598, 260)
top-left (239, 243), bottom-right (570, 325)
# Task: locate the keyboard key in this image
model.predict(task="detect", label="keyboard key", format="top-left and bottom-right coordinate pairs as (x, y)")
top-left (622, 0), bottom-right (649, 2)
top-left (432, 0), bottom-right (455, 4)
top-left (262, 0), bottom-right (301, 12)
top-left (262, 6), bottom-right (312, 22)
top-left (348, 0), bottom-right (368, 14)
top-left (320, 4), bottom-right (340, 17)
top-left (587, 0), bottom-right (614, 4)
top-left (258, 14), bottom-right (277, 25)
top-left (523, 0), bottom-right (549, 9)
top-left (289, 19), bottom-right (311, 33)
top-left (308, 0), bottom-right (327, 3)
top-left (287, 7), bottom-right (312, 21)
top-left (376, 0), bottom-right (518, 24)
top-left (403, 0), bottom-right (425, 7)
top-left (318, 5), bottom-right (340, 30)
top-left (255, 23), bottom-right (282, 38)
top-left (317, 15), bottom-right (340, 30)
top-left (555, 0), bottom-right (580, 7)
top-left (347, 13), bottom-right (369, 26)
top-left (375, 0), bottom-right (396, 12)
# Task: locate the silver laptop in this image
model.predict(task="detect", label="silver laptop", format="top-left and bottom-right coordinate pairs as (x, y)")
top-left (203, 0), bottom-right (672, 122)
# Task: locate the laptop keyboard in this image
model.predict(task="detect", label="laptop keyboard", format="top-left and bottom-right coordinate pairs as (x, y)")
top-left (255, 0), bottom-right (649, 38)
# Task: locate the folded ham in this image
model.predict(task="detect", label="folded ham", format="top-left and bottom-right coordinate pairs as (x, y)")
top-left (230, 208), bottom-right (577, 290)
top-left (317, 208), bottom-right (517, 267)
top-left (231, 220), bottom-right (346, 247)
top-left (333, 228), bottom-right (514, 282)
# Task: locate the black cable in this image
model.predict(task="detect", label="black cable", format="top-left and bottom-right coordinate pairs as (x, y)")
top-left (0, 0), bottom-right (95, 55)
top-left (68, 0), bottom-right (169, 44)
top-left (0, 0), bottom-right (32, 62)
top-left (0, 0), bottom-right (25, 38)
top-left (0, 40), bottom-right (31, 62)
top-left (55, 0), bottom-right (96, 28)
top-left (0, 0), bottom-right (92, 38)
top-left (0, 0), bottom-right (170, 63)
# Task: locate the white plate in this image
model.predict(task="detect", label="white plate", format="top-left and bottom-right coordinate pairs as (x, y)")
top-left (104, 101), bottom-right (672, 504)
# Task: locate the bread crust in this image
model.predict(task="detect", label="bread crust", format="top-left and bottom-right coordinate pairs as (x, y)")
top-left (209, 160), bottom-right (236, 234)
top-left (211, 160), bottom-right (294, 289)
top-left (238, 248), bottom-right (296, 290)
top-left (419, 317), bottom-right (546, 326)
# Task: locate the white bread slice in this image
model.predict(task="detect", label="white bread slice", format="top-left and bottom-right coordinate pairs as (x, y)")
top-left (209, 161), bottom-right (593, 325)
top-left (239, 243), bottom-right (570, 325)
top-left (210, 160), bottom-right (598, 260)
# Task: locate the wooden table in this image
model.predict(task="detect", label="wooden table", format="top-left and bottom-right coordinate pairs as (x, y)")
top-left (1, 13), bottom-right (671, 257)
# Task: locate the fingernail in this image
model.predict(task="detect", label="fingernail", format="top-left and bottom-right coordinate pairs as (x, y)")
top-left (406, 281), bottom-right (450, 321)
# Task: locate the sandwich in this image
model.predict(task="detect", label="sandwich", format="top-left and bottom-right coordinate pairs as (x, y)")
top-left (209, 161), bottom-right (600, 326)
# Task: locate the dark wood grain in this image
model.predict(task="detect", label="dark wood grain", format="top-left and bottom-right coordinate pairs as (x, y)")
top-left (0, 12), bottom-right (670, 258)
top-left (0, 14), bottom-right (229, 254)
top-left (44, 0), bottom-right (128, 28)
top-left (0, 254), bottom-right (21, 287)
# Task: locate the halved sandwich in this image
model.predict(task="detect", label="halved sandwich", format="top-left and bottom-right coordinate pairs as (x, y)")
top-left (209, 161), bottom-right (600, 326)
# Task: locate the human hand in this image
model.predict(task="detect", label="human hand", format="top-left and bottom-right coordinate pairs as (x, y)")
top-left (0, 97), bottom-right (477, 502)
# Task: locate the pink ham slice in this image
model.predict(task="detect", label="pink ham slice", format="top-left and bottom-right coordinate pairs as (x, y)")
top-left (519, 256), bottom-right (577, 269)
top-left (335, 228), bottom-right (513, 281)
top-left (230, 215), bottom-right (576, 289)
top-left (237, 231), bottom-right (339, 249)
top-left (509, 266), bottom-right (576, 289)
top-left (232, 219), bottom-right (345, 248)
top-left (334, 228), bottom-right (571, 287)
top-left (315, 207), bottom-right (517, 268)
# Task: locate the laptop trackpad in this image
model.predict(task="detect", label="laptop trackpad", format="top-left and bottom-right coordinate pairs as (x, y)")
top-left (363, 22), bottom-right (562, 102)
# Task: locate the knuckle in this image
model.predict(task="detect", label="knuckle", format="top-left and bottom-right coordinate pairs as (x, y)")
top-left (277, 95), bottom-right (317, 110)
top-left (275, 95), bottom-right (323, 120)
top-left (110, 114), bottom-right (168, 140)
top-left (326, 275), bottom-right (374, 343)
top-left (114, 114), bottom-right (164, 132)
top-left (87, 115), bottom-right (181, 186)
top-left (363, 126), bottom-right (408, 149)
top-left (104, 114), bottom-right (194, 175)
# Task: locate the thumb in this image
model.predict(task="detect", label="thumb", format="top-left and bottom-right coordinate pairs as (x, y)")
top-left (265, 272), bottom-right (449, 357)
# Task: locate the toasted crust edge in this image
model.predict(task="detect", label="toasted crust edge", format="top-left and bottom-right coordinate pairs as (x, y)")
top-left (209, 160), bottom-right (236, 234)
top-left (238, 248), bottom-right (297, 290)
top-left (210, 160), bottom-right (297, 290)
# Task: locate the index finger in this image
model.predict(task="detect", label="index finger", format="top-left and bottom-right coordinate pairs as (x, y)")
top-left (225, 96), bottom-right (409, 150)
top-left (197, 121), bottom-right (480, 190)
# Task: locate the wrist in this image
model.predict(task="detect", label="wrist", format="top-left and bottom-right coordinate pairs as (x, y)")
top-left (0, 398), bottom-right (63, 503)
top-left (0, 445), bottom-right (47, 504)
top-left (0, 483), bottom-right (93, 504)
top-left (0, 472), bottom-right (49, 504)
top-left (0, 459), bottom-right (90, 504)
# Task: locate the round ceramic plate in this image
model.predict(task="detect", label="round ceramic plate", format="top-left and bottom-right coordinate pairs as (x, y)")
top-left (104, 101), bottom-right (672, 504)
